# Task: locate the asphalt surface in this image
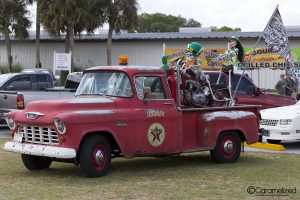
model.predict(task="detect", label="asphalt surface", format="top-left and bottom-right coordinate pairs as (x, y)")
top-left (0, 127), bottom-right (10, 139)
top-left (0, 127), bottom-right (299, 154)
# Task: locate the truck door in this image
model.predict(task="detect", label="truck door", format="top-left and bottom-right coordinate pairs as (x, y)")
top-left (133, 75), bottom-right (181, 155)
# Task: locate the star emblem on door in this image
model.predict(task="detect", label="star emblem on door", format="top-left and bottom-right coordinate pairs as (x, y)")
top-left (147, 123), bottom-right (165, 147)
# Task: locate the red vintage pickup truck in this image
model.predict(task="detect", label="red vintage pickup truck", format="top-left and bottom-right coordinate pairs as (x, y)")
top-left (3, 66), bottom-right (260, 177)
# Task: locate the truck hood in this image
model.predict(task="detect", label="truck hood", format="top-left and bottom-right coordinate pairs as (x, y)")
top-left (264, 92), bottom-right (294, 100)
top-left (264, 92), bottom-right (296, 104)
top-left (260, 103), bottom-right (300, 119)
top-left (14, 96), bottom-right (117, 124)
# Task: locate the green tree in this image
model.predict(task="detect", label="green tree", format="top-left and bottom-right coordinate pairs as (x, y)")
top-left (137, 13), bottom-right (184, 32)
top-left (39, 0), bottom-right (105, 72)
top-left (0, 0), bottom-right (31, 72)
top-left (104, 0), bottom-right (138, 65)
top-left (211, 26), bottom-right (241, 32)
top-left (137, 13), bottom-right (201, 33)
top-left (183, 18), bottom-right (201, 27)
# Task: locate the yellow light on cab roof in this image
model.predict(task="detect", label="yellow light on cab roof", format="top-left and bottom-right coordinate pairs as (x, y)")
top-left (119, 55), bottom-right (128, 65)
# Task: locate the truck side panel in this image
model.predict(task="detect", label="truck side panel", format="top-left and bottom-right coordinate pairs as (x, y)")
top-left (201, 111), bottom-right (259, 146)
top-left (181, 105), bottom-right (260, 151)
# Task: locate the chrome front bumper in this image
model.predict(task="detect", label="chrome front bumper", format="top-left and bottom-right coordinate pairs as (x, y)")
top-left (3, 142), bottom-right (76, 159)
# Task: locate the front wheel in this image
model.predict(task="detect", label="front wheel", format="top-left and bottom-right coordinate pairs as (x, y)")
top-left (21, 154), bottom-right (52, 170)
top-left (210, 132), bottom-right (241, 163)
top-left (80, 135), bottom-right (111, 178)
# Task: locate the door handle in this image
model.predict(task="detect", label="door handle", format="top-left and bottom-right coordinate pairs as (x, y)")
top-left (4, 95), bottom-right (7, 100)
top-left (163, 102), bottom-right (172, 105)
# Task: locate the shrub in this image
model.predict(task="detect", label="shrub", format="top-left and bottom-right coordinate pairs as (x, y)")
top-left (60, 70), bottom-right (69, 86)
top-left (0, 64), bottom-right (23, 73)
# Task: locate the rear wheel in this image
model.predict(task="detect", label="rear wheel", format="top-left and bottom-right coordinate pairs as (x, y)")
top-left (210, 132), bottom-right (241, 163)
top-left (21, 154), bottom-right (52, 170)
top-left (80, 135), bottom-right (111, 178)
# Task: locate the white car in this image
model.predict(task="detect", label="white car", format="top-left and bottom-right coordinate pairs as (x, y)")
top-left (260, 101), bottom-right (300, 144)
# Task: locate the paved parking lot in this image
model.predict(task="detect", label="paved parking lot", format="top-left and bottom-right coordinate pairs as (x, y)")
top-left (0, 128), bottom-right (9, 138)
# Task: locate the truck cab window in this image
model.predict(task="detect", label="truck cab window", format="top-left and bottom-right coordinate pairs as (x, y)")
top-left (206, 73), bottom-right (226, 86)
top-left (135, 76), bottom-right (166, 100)
top-left (7, 77), bottom-right (31, 91)
top-left (231, 75), bottom-right (253, 94)
top-left (76, 71), bottom-right (133, 98)
top-left (36, 75), bottom-right (51, 90)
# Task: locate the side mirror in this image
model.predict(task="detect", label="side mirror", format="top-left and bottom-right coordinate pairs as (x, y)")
top-left (254, 87), bottom-right (262, 96)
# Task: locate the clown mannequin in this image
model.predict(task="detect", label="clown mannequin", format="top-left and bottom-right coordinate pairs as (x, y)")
top-left (183, 42), bottom-right (211, 106)
top-left (185, 42), bottom-right (202, 68)
top-left (184, 42), bottom-right (205, 81)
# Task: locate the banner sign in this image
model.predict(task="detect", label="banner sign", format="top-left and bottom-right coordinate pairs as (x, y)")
top-left (165, 48), bottom-right (300, 70)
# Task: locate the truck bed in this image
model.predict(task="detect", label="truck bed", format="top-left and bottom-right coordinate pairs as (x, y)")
top-left (180, 104), bottom-right (260, 151)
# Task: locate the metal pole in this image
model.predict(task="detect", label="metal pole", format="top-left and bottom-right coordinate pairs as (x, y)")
top-left (176, 59), bottom-right (182, 108)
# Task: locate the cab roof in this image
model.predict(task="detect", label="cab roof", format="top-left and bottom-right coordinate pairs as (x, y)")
top-left (85, 65), bottom-right (164, 76)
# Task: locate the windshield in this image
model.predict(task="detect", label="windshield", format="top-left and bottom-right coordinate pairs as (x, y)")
top-left (75, 71), bottom-right (133, 97)
top-left (0, 74), bottom-right (14, 87)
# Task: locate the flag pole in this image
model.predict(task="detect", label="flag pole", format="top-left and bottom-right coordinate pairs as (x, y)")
top-left (246, 5), bottom-right (279, 63)
top-left (232, 5), bottom-right (279, 98)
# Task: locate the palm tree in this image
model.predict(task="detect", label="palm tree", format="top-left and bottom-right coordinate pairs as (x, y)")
top-left (104, 0), bottom-right (138, 65)
top-left (39, 0), bottom-right (105, 72)
top-left (0, 0), bottom-right (31, 72)
top-left (27, 0), bottom-right (42, 68)
top-left (35, 0), bottom-right (41, 68)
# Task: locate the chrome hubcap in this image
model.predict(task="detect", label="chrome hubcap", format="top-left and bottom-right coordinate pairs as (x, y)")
top-left (224, 140), bottom-right (233, 153)
top-left (95, 149), bottom-right (104, 164)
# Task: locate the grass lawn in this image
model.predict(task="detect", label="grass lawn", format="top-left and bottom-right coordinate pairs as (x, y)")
top-left (0, 138), bottom-right (299, 200)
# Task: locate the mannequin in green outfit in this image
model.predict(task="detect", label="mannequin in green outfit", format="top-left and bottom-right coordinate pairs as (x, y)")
top-left (224, 36), bottom-right (244, 70)
top-left (161, 55), bottom-right (169, 77)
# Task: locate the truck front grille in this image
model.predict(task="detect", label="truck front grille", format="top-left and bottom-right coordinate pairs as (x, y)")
top-left (18, 126), bottom-right (59, 145)
top-left (260, 119), bottom-right (278, 126)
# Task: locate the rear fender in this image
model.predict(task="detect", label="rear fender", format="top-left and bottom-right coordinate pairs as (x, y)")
top-left (201, 111), bottom-right (259, 146)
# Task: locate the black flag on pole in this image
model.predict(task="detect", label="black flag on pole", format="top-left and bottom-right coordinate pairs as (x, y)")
top-left (262, 7), bottom-right (293, 66)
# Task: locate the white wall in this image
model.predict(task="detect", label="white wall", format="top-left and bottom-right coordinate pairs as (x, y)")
top-left (236, 68), bottom-right (285, 89)
top-left (0, 38), bottom-right (298, 90)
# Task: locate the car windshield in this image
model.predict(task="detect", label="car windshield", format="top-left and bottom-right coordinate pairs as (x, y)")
top-left (0, 74), bottom-right (14, 87)
top-left (75, 71), bottom-right (133, 98)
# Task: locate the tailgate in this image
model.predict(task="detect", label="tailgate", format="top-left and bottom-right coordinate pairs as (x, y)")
top-left (0, 91), bottom-right (18, 111)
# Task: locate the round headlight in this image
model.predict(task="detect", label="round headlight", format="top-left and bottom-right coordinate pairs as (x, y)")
top-left (54, 118), bottom-right (66, 134)
top-left (5, 117), bottom-right (16, 130)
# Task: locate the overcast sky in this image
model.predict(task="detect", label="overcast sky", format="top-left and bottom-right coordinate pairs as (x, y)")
top-left (138, 0), bottom-right (299, 31)
top-left (28, 0), bottom-right (300, 32)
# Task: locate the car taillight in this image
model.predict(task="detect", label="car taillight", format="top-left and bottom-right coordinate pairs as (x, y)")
top-left (16, 94), bottom-right (24, 109)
